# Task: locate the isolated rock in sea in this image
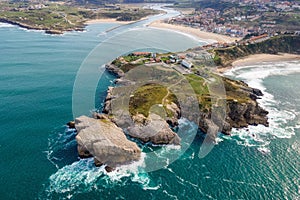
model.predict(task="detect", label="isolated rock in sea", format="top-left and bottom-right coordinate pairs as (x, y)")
top-left (127, 113), bottom-right (181, 145)
top-left (75, 115), bottom-right (141, 168)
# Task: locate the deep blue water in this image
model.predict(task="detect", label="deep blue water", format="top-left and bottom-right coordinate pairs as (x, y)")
top-left (0, 13), bottom-right (299, 200)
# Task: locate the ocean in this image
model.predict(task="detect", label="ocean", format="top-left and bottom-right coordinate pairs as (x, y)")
top-left (0, 9), bottom-right (299, 200)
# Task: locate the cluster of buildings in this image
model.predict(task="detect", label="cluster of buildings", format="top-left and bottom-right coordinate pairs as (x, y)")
top-left (1, 3), bottom-right (47, 12)
top-left (167, 9), bottom-right (247, 38)
top-left (130, 52), bottom-right (194, 70)
top-left (168, 0), bottom-right (300, 38)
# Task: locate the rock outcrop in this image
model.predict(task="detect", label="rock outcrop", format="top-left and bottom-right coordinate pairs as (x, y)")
top-left (103, 67), bottom-right (269, 141)
top-left (105, 64), bottom-right (124, 78)
top-left (127, 113), bottom-right (181, 145)
top-left (103, 87), bottom-right (114, 114)
top-left (165, 102), bottom-right (181, 126)
top-left (67, 121), bottom-right (76, 129)
top-left (226, 100), bottom-right (269, 128)
top-left (102, 85), bottom-right (182, 145)
top-left (75, 115), bottom-right (141, 169)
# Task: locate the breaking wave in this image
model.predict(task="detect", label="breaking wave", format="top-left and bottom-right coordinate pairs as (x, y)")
top-left (0, 22), bottom-right (14, 28)
top-left (221, 60), bottom-right (300, 153)
top-left (41, 118), bottom-right (197, 198)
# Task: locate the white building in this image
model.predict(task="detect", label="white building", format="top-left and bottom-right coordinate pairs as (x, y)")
top-left (181, 60), bottom-right (193, 69)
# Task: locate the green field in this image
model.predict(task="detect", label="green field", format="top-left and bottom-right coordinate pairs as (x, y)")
top-left (0, 1), bottom-right (160, 33)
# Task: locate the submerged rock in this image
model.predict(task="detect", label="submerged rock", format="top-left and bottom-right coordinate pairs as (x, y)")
top-left (75, 115), bottom-right (141, 168)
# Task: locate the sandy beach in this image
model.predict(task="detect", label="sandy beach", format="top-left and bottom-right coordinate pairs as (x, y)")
top-left (217, 53), bottom-right (300, 73)
top-left (232, 53), bottom-right (300, 66)
top-left (149, 21), bottom-right (240, 44)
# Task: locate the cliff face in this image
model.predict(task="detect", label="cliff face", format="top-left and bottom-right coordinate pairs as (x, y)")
top-left (227, 100), bottom-right (268, 128)
top-left (196, 78), bottom-right (268, 136)
top-left (215, 35), bottom-right (300, 66)
top-left (75, 115), bottom-right (141, 169)
top-left (103, 84), bottom-right (182, 146)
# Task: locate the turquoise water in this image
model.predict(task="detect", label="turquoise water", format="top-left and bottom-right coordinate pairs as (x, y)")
top-left (0, 16), bottom-right (299, 200)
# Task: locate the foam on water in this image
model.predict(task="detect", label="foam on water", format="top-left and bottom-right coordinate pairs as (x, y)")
top-left (221, 61), bottom-right (300, 152)
top-left (43, 117), bottom-right (199, 197)
top-left (0, 23), bottom-right (14, 28)
top-left (43, 152), bottom-right (161, 198)
top-left (45, 126), bottom-right (77, 169)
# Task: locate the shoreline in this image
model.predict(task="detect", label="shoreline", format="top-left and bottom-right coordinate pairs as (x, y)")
top-left (148, 21), bottom-right (240, 44)
top-left (85, 18), bottom-right (134, 25)
top-left (216, 53), bottom-right (300, 73)
top-left (0, 18), bottom-right (84, 34)
top-left (0, 17), bottom-right (148, 34)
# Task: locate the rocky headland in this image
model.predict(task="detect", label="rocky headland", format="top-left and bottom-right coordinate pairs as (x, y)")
top-left (104, 63), bottom-right (269, 136)
top-left (72, 46), bottom-right (272, 170)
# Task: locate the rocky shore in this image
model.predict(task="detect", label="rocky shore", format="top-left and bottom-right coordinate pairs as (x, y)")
top-left (104, 63), bottom-right (268, 135)
top-left (71, 50), bottom-right (270, 170)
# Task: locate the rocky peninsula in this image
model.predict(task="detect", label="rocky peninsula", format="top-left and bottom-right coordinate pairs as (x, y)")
top-left (72, 46), bottom-right (272, 171)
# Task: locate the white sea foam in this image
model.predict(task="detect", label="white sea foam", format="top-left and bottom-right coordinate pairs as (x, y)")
top-left (44, 118), bottom-right (198, 197)
top-left (44, 115), bottom-right (199, 197)
top-left (221, 61), bottom-right (300, 152)
top-left (18, 27), bottom-right (44, 33)
top-left (0, 23), bottom-right (14, 28)
top-left (44, 151), bottom-right (161, 198)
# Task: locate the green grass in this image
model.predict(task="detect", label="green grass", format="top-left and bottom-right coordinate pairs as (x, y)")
top-left (184, 74), bottom-right (213, 111)
top-left (222, 77), bottom-right (251, 103)
top-left (99, 8), bottom-right (160, 21)
top-left (0, 2), bottom-right (159, 32)
top-left (129, 83), bottom-right (177, 118)
top-left (0, 3), bottom-right (86, 31)
top-left (184, 74), bottom-right (209, 95)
